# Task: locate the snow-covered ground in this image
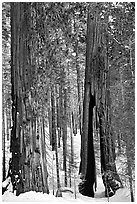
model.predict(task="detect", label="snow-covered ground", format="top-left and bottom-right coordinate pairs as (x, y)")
top-left (2, 128), bottom-right (131, 202)
top-left (2, 177), bottom-right (131, 202)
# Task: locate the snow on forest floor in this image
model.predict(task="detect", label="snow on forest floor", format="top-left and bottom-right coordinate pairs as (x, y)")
top-left (2, 177), bottom-right (131, 202)
top-left (2, 128), bottom-right (131, 202)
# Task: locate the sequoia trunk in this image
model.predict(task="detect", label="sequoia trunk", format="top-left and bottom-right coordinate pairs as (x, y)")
top-left (79, 3), bottom-right (122, 198)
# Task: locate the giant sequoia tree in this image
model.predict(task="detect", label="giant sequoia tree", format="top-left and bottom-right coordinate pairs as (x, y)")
top-left (10, 3), bottom-right (49, 195)
top-left (79, 3), bottom-right (122, 198)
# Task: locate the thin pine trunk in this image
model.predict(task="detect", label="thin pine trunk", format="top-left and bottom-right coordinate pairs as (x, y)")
top-left (38, 116), bottom-right (49, 194)
top-left (52, 154), bottom-right (55, 195)
top-left (51, 84), bottom-right (62, 196)
top-left (69, 112), bottom-right (74, 187)
top-left (51, 86), bottom-right (56, 151)
top-left (48, 88), bottom-right (52, 146)
top-left (75, 40), bottom-right (82, 136)
top-left (56, 86), bottom-right (61, 148)
top-left (129, 35), bottom-right (134, 81)
top-left (69, 156), bottom-right (71, 187)
top-left (70, 113), bottom-right (74, 166)
top-left (72, 112), bottom-right (77, 136)
top-left (62, 88), bottom-right (67, 187)
top-left (2, 109), bottom-right (6, 181)
top-left (6, 103), bottom-right (10, 141)
top-left (117, 132), bottom-right (121, 155)
top-left (73, 14), bottom-right (82, 136)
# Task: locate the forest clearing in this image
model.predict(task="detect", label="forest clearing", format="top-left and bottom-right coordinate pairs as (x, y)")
top-left (2, 2), bottom-right (135, 202)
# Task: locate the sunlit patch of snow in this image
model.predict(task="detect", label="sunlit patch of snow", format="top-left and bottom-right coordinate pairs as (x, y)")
top-left (109, 188), bottom-right (131, 202)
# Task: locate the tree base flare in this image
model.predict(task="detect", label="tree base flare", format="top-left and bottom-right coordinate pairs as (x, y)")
top-left (78, 180), bottom-right (94, 197)
top-left (102, 171), bottom-right (122, 198)
top-left (55, 188), bottom-right (62, 197)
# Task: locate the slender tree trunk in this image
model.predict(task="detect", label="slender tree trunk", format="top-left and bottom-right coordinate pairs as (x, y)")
top-left (56, 85), bottom-right (61, 148)
top-left (51, 84), bottom-right (62, 197)
top-left (72, 112), bottom-right (77, 136)
top-left (48, 88), bottom-right (52, 146)
top-left (2, 108), bottom-right (6, 181)
top-left (73, 14), bottom-right (83, 136)
top-left (117, 132), bottom-right (121, 155)
top-left (38, 116), bottom-right (49, 194)
top-left (51, 85), bottom-right (56, 151)
top-left (75, 40), bottom-right (82, 136)
top-left (69, 112), bottom-right (74, 187)
top-left (68, 156), bottom-right (71, 187)
top-left (70, 113), bottom-right (74, 166)
top-left (55, 142), bottom-right (62, 197)
top-left (129, 35), bottom-right (134, 81)
top-left (62, 88), bottom-right (67, 187)
top-left (52, 154), bottom-right (55, 195)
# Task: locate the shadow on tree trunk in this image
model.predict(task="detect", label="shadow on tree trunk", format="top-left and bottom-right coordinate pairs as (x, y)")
top-left (79, 93), bottom-right (96, 197)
